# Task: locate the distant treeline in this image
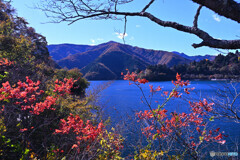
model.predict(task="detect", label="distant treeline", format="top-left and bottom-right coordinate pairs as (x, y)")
top-left (139, 51), bottom-right (240, 81)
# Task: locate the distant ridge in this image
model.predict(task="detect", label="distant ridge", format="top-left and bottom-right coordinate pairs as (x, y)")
top-left (172, 51), bottom-right (215, 61)
top-left (47, 41), bottom-right (214, 80)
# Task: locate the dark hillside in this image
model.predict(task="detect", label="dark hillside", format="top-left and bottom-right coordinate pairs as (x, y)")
top-left (49, 41), bottom-right (192, 80)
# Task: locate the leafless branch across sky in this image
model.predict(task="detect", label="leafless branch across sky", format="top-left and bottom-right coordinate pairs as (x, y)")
top-left (36, 0), bottom-right (240, 49)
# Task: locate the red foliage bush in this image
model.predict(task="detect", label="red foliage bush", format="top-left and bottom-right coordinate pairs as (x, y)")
top-left (54, 113), bottom-right (104, 153)
top-left (123, 71), bottom-right (226, 158)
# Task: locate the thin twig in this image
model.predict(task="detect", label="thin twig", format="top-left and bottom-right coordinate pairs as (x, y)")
top-left (123, 15), bottom-right (127, 44)
top-left (193, 5), bottom-right (202, 28)
top-left (142, 0), bottom-right (155, 12)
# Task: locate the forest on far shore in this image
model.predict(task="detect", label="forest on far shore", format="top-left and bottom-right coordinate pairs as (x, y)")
top-left (139, 51), bottom-right (240, 81)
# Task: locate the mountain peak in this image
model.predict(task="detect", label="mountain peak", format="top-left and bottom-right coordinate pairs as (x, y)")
top-left (48, 42), bottom-right (216, 80)
top-left (105, 41), bottom-right (118, 44)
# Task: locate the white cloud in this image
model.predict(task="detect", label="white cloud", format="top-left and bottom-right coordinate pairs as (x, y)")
top-left (90, 39), bottom-right (96, 46)
top-left (91, 39), bottom-right (95, 43)
top-left (136, 25), bottom-right (141, 28)
top-left (90, 38), bottom-right (104, 45)
top-left (115, 32), bottom-right (128, 39)
top-left (213, 14), bottom-right (221, 22)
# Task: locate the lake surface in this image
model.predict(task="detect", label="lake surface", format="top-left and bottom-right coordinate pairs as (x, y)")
top-left (88, 80), bottom-right (240, 157)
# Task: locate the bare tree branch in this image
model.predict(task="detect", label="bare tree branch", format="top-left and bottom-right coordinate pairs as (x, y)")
top-left (209, 82), bottom-right (240, 123)
top-left (192, 0), bottom-right (240, 23)
top-left (123, 15), bottom-right (127, 44)
top-left (193, 5), bottom-right (202, 28)
top-left (141, 12), bottom-right (240, 49)
top-left (37, 0), bottom-right (240, 49)
top-left (114, 0), bottom-right (118, 12)
top-left (142, 0), bottom-right (155, 12)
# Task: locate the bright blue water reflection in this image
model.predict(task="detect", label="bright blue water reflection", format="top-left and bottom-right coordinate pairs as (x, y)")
top-left (88, 80), bottom-right (240, 157)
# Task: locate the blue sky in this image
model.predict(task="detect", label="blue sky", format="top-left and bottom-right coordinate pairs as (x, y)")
top-left (11, 0), bottom-right (240, 56)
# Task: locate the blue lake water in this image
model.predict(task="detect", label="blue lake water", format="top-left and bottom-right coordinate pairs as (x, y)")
top-left (88, 80), bottom-right (240, 157)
